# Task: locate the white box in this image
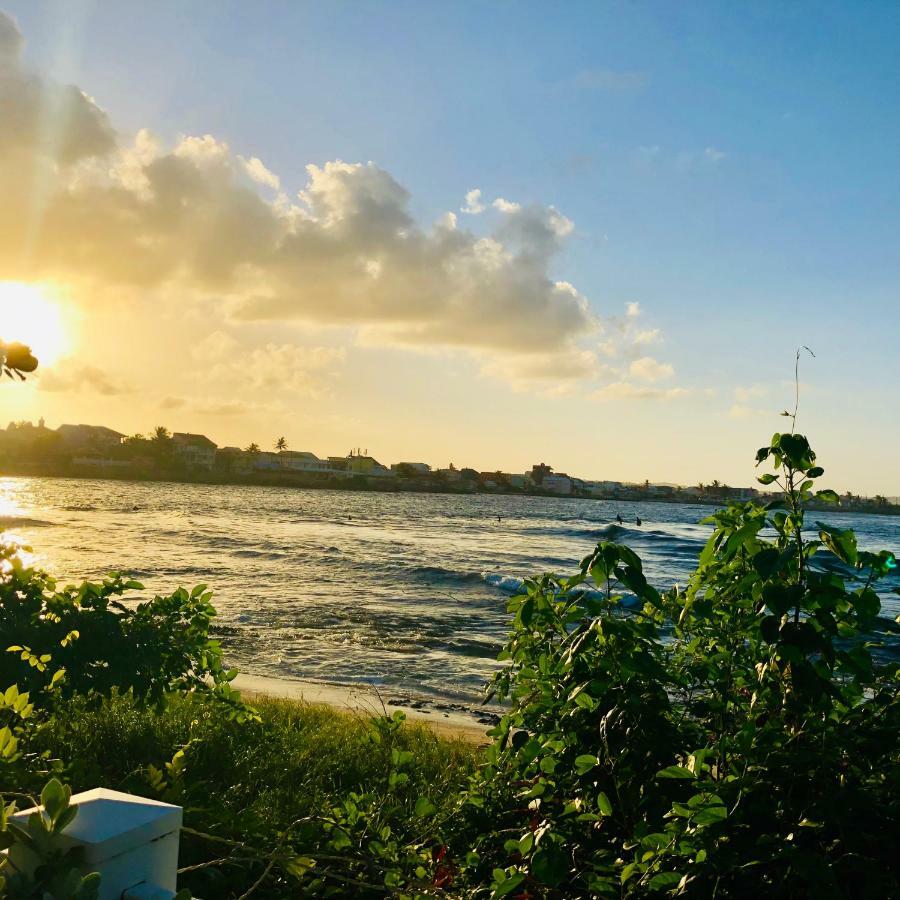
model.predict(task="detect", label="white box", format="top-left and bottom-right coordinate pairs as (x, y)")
top-left (9, 788), bottom-right (183, 900)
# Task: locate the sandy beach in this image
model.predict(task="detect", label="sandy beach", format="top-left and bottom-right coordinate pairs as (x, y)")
top-left (232, 672), bottom-right (497, 743)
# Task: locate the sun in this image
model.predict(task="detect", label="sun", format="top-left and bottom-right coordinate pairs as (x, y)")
top-left (0, 282), bottom-right (69, 366)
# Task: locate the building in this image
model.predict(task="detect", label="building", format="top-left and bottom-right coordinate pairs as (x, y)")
top-left (215, 446), bottom-right (251, 474)
top-left (436, 467), bottom-right (461, 482)
top-left (56, 424), bottom-right (125, 452)
top-left (172, 433), bottom-right (217, 469)
top-left (587, 480), bottom-right (624, 497)
top-left (391, 462), bottom-right (431, 475)
top-left (348, 454), bottom-right (393, 477)
top-left (542, 473), bottom-right (573, 495)
top-left (277, 450), bottom-right (334, 474)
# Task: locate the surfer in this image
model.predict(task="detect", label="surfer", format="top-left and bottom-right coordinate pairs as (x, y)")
top-left (616, 514), bottom-right (623, 524)
top-left (636, 516), bottom-right (642, 526)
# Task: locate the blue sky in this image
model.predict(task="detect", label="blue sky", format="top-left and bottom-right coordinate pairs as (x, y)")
top-left (2, 1), bottom-right (899, 492)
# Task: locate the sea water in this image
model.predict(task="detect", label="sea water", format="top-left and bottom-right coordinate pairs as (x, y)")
top-left (1, 477), bottom-right (897, 702)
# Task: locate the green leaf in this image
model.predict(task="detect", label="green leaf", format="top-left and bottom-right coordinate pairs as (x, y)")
top-left (574, 754), bottom-right (599, 775)
top-left (649, 871), bottom-right (683, 890)
top-left (532, 845), bottom-right (569, 886)
top-left (413, 797), bottom-right (436, 818)
top-left (597, 791), bottom-right (613, 816)
top-left (757, 473), bottom-right (777, 485)
top-left (656, 766), bottom-right (695, 780)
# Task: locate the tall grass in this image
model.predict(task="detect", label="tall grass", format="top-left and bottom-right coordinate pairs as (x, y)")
top-left (34, 693), bottom-right (477, 897)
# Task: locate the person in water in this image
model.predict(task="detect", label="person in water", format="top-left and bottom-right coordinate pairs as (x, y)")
top-left (636, 516), bottom-right (642, 526)
top-left (616, 514), bottom-right (623, 524)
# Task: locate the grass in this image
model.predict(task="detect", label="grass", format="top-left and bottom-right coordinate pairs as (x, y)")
top-left (32, 692), bottom-right (479, 897)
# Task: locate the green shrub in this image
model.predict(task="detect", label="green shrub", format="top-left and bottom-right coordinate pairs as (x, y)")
top-left (460, 432), bottom-right (900, 898)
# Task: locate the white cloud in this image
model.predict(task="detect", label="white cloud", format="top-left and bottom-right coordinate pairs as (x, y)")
top-left (461, 188), bottom-right (484, 214)
top-left (239, 155), bottom-right (281, 190)
top-left (493, 197), bottom-right (521, 213)
top-left (0, 10), bottom-right (686, 402)
top-left (629, 356), bottom-right (674, 382)
top-left (704, 146), bottom-right (726, 163)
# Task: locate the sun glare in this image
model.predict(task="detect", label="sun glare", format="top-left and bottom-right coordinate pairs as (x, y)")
top-left (0, 282), bottom-right (69, 366)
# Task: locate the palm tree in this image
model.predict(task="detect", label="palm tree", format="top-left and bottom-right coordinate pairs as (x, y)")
top-left (150, 426), bottom-right (173, 460)
top-left (275, 436), bottom-right (287, 452)
top-left (245, 443), bottom-right (261, 455)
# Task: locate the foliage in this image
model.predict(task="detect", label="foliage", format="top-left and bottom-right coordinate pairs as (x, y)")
top-left (35, 693), bottom-right (476, 898)
top-left (0, 538), bottom-right (251, 721)
top-left (0, 343), bottom-right (38, 381)
top-left (458, 431), bottom-right (899, 898)
top-left (0, 779), bottom-right (100, 899)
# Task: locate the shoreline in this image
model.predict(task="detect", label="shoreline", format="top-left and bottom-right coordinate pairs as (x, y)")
top-left (1, 466), bottom-right (897, 517)
top-left (231, 672), bottom-right (498, 743)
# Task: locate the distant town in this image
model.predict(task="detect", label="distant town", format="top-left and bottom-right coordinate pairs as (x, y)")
top-left (1, 419), bottom-right (898, 512)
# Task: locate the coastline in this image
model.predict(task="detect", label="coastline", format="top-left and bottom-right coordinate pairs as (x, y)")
top-left (231, 672), bottom-right (497, 743)
top-left (1, 465), bottom-right (897, 517)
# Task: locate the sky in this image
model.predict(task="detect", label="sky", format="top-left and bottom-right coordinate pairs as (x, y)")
top-left (0, 1), bottom-right (898, 493)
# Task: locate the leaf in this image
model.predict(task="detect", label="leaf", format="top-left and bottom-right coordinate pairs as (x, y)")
top-left (656, 766), bottom-right (695, 780)
top-left (693, 804), bottom-right (727, 825)
top-left (597, 791), bottom-right (613, 816)
top-left (574, 754), bottom-right (599, 775)
top-left (414, 797), bottom-right (436, 818)
top-left (817, 524), bottom-right (858, 566)
top-left (757, 473), bottom-right (777, 486)
top-left (532, 845), bottom-right (569, 886)
top-left (649, 871), bottom-right (683, 890)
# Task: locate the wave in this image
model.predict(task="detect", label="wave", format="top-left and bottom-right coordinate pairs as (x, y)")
top-left (481, 572), bottom-right (640, 608)
top-left (407, 564), bottom-right (484, 586)
top-left (0, 515), bottom-right (54, 528)
top-left (63, 504), bottom-right (98, 512)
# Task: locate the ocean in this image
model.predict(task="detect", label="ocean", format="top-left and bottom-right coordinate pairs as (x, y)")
top-left (2, 476), bottom-right (898, 703)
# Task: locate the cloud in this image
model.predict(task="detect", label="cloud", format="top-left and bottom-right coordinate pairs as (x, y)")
top-left (0, 13), bottom-right (115, 168)
top-left (199, 340), bottom-right (346, 397)
top-left (460, 188), bottom-right (484, 214)
top-left (704, 146), bottom-right (726, 163)
top-left (492, 197), bottom-right (521, 214)
top-left (239, 155), bottom-right (280, 190)
top-left (0, 11), bottom-right (681, 400)
top-left (629, 356), bottom-right (674, 382)
top-left (37, 363), bottom-right (129, 396)
top-left (593, 382), bottom-right (689, 402)
top-left (573, 68), bottom-right (649, 92)
top-left (597, 304), bottom-right (663, 360)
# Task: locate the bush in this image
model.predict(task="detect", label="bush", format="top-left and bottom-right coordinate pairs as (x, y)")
top-left (460, 432), bottom-right (900, 898)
